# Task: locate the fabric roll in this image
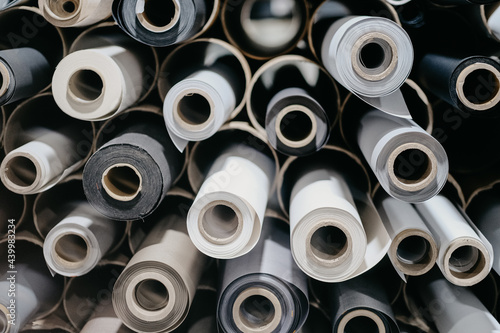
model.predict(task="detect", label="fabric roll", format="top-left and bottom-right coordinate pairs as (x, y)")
top-left (320, 15), bottom-right (413, 118)
top-left (329, 271), bottom-right (399, 333)
top-left (414, 194), bottom-right (493, 286)
top-left (187, 143), bottom-right (275, 259)
top-left (298, 303), bottom-right (331, 333)
top-left (415, 270), bottom-right (500, 333)
top-left (375, 191), bottom-right (438, 278)
top-left (486, 4), bottom-right (500, 41)
top-left (357, 109), bottom-right (448, 203)
top-left (81, 299), bottom-right (134, 333)
top-left (418, 54), bottom-right (500, 116)
top-left (0, 238), bottom-right (64, 333)
top-left (113, 196), bottom-right (207, 333)
top-left (112, 0), bottom-right (213, 47)
top-left (83, 111), bottom-right (183, 221)
top-left (0, 180), bottom-right (25, 237)
top-left (0, 48), bottom-right (51, 106)
top-left (217, 216), bottom-right (309, 333)
top-left (39, 0), bottom-right (112, 27)
top-left (174, 288), bottom-right (217, 333)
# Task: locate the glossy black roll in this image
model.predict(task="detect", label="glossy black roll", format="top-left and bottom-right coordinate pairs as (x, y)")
top-left (112, 0), bottom-right (211, 47)
top-left (83, 110), bottom-right (183, 221)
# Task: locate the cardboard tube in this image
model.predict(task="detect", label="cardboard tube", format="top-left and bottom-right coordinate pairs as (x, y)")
top-left (39, 0), bottom-right (112, 27)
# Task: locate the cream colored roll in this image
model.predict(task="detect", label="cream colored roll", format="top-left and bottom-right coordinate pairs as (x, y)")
top-left (163, 70), bottom-right (236, 151)
top-left (187, 144), bottom-right (275, 259)
top-left (39, 0), bottom-right (112, 27)
top-left (43, 204), bottom-right (121, 277)
top-left (289, 168), bottom-right (367, 282)
top-left (376, 192), bottom-right (438, 278)
top-left (113, 200), bottom-right (207, 333)
top-left (81, 298), bottom-right (134, 333)
top-left (52, 46), bottom-right (144, 121)
top-left (414, 195), bottom-right (493, 286)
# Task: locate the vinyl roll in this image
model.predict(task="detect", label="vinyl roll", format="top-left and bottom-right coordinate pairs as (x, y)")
top-left (278, 147), bottom-right (391, 283)
top-left (247, 55), bottom-right (339, 157)
top-left (357, 109), bottom-right (448, 202)
top-left (83, 108), bottom-right (183, 221)
top-left (221, 0), bottom-right (309, 59)
top-left (52, 28), bottom-right (151, 121)
top-left (375, 190), bottom-right (438, 278)
top-left (418, 54), bottom-right (500, 116)
top-left (39, 0), bottom-right (112, 27)
top-left (0, 93), bottom-right (94, 195)
top-left (0, 237), bottom-right (64, 333)
top-left (0, 48), bottom-right (51, 106)
top-left (112, 0), bottom-right (217, 47)
top-left (112, 196), bottom-right (207, 333)
top-left (159, 39), bottom-right (250, 152)
top-left (319, 15), bottom-right (414, 118)
top-left (414, 194), bottom-right (493, 286)
top-left (217, 216), bottom-right (309, 333)
top-left (34, 179), bottom-right (125, 277)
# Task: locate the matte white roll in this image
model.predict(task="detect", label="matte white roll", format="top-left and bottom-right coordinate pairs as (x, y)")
top-left (187, 144), bottom-right (274, 259)
top-left (376, 193), bottom-right (438, 278)
top-left (39, 0), bottom-right (112, 27)
top-left (0, 128), bottom-right (82, 195)
top-left (163, 70), bottom-right (236, 152)
top-left (321, 16), bottom-right (414, 118)
top-left (43, 203), bottom-right (121, 277)
top-left (414, 195), bottom-right (493, 286)
top-left (52, 46), bottom-right (144, 121)
top-left (358, 110), bottom-right (448, 203)
top-left (289, 168), bottom-right (367, 282)
top-left (488, 6), bottom-right (500, 40)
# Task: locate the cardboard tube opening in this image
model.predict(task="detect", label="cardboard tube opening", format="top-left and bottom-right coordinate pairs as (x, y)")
top-left (449, 245), bottom-right (482, 275)
top-left (393, 148), bottom-right (433, 186)
top-left (4, 155), bottom-right (37, 187)
top-left (344, 315), bottom-right (380, 333)
top-left (462, 68), bottom-right (500, 105)
top-left (134, 279), bottom-right (169, 311)
top-left (68, 69), bottom-right (104, 102)
top-left (239, 295), bottom-right (276, 331)
top-left (177, 93), bottom-right (212, 126)
top-left (137, 0), bottom-right (180, 33)
top-left (360, 42), bottom-right (387, 70)
top-left (352, 33), bottom-right (398, 81)
top-left (397, 235), bottom-right (430, 265)
top-left (102, 164), bottom-right (142, 201)
top-left (310, 226), bottom-right (348, 262)
top-left (202, 204), bottom-right (240, 241)
top-left (279, 110), bottom-right (313, 143)
top-left (46, 0), bottom-right (80, 18)
top-left (54, 234), bottom-right (88, 264)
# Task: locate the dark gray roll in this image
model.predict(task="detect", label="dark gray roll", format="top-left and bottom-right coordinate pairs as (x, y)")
top-left (0, 48), bottom-right (50, 106)
top-left (217, 217), bottom-right (309, 333)
top-left (112, 0), bottom-right (211, 47)
top-left (83, 111), bottom-right (183, 221)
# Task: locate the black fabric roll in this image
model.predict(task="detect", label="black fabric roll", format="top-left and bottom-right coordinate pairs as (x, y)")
top-left (217, 217), bottom-right (309, 333)
top-left (112, 0), bottom-right (209, 47)
top-left (418, 54), bottom-right (500, 116)
top-left (0, 48), bottom-right (51, 106)
top-left (83, 112), bottom-right (183, 221)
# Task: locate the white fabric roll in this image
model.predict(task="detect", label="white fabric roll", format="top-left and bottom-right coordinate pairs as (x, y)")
top-left (488, 6), bottom-right (500, 41)
top-left (414, 195), bottom-right (493, 286)
top-left (163, 70), bottom-right (236, 152)
top-left (52, 46), bottom-right (144, 121)
top-left (39, 0), bottom-right (113, 27)
top-left (321, 16), bottom-right (413, 118)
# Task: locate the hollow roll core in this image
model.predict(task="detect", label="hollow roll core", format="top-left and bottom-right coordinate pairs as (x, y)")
top-left (136, 0), bottom-right (180, 33)
top-left (232, 287), bottom-right (282, 333)
top-left (198, 201), bottom-right (243, 245)
top-left (456, 63), bottom-right (500, 111)
top-left (275, 105), bottom-right (317, 149)
top-left (102, 163), bottom-right (143, 202)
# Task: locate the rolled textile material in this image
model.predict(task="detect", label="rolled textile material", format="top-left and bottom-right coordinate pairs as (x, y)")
top-left (357, 109), bottom-right (448, 203)
top-left (81, 300), bottom-right (134, 333)
top-left (113, 195), bottom-right (207, 333)
top-left (158, 39), bottom-right (250, 152)
top-left (278, 147), bottom-right (391, 283)
top-left (0, 93), bottom-right (94, 195)
top-left (418, 53), bottom-right (500, 116)
top-left (485, 4), bottom-right (500, 42)
top-left (0, 48), bottom-right (51, 106)
top-left (112, 0), bottom-right (217, 47)
top-left (414, 194), bottom-right (493, 286)
top-left (174, 288), bottom-right (217, 333)
top-left (329, 270), bottom-right (399, 333)
top-left (187, 142), bottom-right (275, 259)
top-left (83, 108), bottom-right (183, 221)
top-left (375, 190), bottom-right (438, 278)
top-left (246, 55), bottom-right (339, 156)
top-left (316, 14), bottom-right (413, 118)
top-left (34, 179), bottom-right (125, 277)
top-left (39, 0), bottom-right (112, 27)
top-left (298, 303), bottom-right (331, 333)
top-left (221, 0), bottom-right (309, 59)
top-left (0, 180), bottom-right (26, 237)
top-left (0, 237), bottom-right (64, 333)
top-left (217, 216), bottom-right (309, 333)
top-left (415, 269), bottom-right (500, 333)
top-left (52, 27), bottom-right (151, 121)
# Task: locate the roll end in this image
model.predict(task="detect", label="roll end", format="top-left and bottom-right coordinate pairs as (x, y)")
top-left (444, 239), bottom-right (490, 286)
top-left (198, 202), bottom-right (243, 245)
top-left (338, 309), bottom-right (386, 333)
top-left (456, 62), bottom-right (500, 111)
top-left (134, 279), bottom-right (170, 311)
top-left (173, 91), bottom-right (214, 130)
top-left (232, 288), bottom-right (282, 333)
top-left (102, 163), bottom-right (143, 202)
top-left (275, 105), bottom-right (317, 149)
top-left (53, 233), bottom-right (89, 268)
top-left (1, 154), bottom-right (39, 192)
top-left (136, 0), bottom-right (180, 33)
top-left (308, 225), bottom-right (349, 264)
top-left (43, 0), bottom-right (81, 21)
